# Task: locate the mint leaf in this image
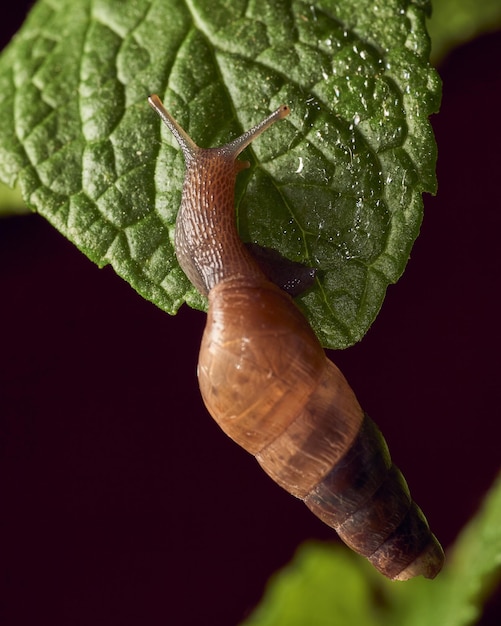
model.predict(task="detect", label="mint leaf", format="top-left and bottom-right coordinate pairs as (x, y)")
top-left (0, 0), bottom-right (440, 348)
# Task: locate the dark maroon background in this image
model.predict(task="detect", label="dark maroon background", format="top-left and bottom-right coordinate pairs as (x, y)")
top-left (1, 5), bottom-right (500, 625)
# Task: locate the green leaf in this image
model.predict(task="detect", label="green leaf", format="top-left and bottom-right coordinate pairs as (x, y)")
top-left (241, 542), bottom-right (385, 626)
top-left (384, 471), bottom-right (501, 626)
top-left (0, 181), bottom-right (28, 215)
top-left (244, 473), bottom-right (501, 626)
top-left (428, 0), bottom-right (501, 63)
top-left (0, 0), bottom-right (440, 348)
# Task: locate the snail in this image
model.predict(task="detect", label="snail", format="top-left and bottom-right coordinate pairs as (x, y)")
top-left (148, 94), bottom-right (444, 580)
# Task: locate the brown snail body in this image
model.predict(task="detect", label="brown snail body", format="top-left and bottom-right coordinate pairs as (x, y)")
top-left (148, 94), bottom-right (444, 580)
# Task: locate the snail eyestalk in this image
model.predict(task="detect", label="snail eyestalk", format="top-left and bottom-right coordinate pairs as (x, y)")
top-left (148, 94), bottom-right (199, 161)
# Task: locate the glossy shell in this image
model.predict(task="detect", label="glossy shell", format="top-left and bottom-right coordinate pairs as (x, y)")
top-left (198, 276), bottom-right (443, 580)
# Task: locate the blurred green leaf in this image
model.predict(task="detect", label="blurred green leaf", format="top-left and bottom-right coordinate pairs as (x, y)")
top-left (0, 0), bottom-right (440, 348)
top-left (0, 181), bottom-right (28, 215)
top-left (241, 542), bottom-right (385, 626)
top-left (385, 471), bottom-right (501, 626)
top-left (428, 0), bottom-right (501, 63)
top-left (244, 472), bottom-right (501, 626)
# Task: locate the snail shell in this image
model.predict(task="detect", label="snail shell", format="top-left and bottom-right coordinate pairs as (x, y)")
top-left (148, 94), bottom-right (444, 580)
